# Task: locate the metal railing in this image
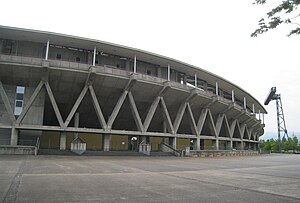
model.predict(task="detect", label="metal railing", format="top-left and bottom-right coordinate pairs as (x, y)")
top-left (160, 142), bottom-right (182, 157)
top-left (35, 136), bottom-right (40, 156)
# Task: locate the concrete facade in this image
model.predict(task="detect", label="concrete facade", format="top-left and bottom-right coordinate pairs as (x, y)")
top-left (0, 26), bottom-right (266, 153)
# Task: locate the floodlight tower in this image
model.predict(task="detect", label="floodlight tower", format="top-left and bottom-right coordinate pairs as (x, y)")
top-left (264, 87), bottom-right (289, 145)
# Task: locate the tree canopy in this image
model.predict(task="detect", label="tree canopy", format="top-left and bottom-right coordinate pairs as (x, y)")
top-left (251, 0), bottom-right (300, 37)
top-left (260, 136), bottom-right (300, 152)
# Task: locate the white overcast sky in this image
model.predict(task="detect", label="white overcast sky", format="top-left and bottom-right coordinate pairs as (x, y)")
top-left (1, 0), bottom-right (299, 136)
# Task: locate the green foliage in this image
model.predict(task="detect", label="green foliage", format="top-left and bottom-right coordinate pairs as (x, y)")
top-left (260, 136), bottom-right (300, 153)
top-left (252, 0), bottom-right (300, 37)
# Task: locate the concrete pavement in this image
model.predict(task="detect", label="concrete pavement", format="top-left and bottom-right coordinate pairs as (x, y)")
top-left (1, 154), bottom-right (300, 202)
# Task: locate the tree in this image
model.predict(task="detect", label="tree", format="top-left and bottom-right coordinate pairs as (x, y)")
top-left (260, 136), bottom-right (299, 153)
top-left (291, 136), bottom-right (299, 152)
top-left (251, 0), bottom-right (300, 37)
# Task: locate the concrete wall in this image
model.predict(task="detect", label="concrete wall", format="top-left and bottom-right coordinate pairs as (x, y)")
top-left (0, 84), bottom-right (45, 125)
top-left (0, 129), bottom-right (10, 145)
top-left (0, 84), bottom-right (15, 124)
top-left (177, 138), bottom-right (190, 150)
top-left (150, 137), bottom-right (163, 151)
top-left (0, 84), bottom-right (45, 145)
top-left (204, 140), bottom-right (213, 150)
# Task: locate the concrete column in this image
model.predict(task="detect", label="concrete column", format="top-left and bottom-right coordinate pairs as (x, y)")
top-left (157, 67), bottom-right (162, 78)
top-left (241, 141), bottom-right (244, 150)
top-left (215, 138), bottom-right (219, 150)
top-left (244, 97), bottom-right (247, 109)
top-left (167, 64), bottom-right (170, 81)
top-left (232, 90), bottom-right (235, 102)
top-left (196, 136), bottom-right (200, 150)
top-left (60, 132), bottom-right (67, 150)
top-left (125, 59), bottom-right (130, 71)
top-left (45, 40), bottom-right (49, 60)
top-left (169, 137), bottom-right (176, 149)
top-left (133, 55), bottom-right (137, 73)
top-left (162, 121), bottom-right (168, 143)
top-left (216, 81), bottom-right (219, 96)
top-left (194, 73), bottom-right (197, 87)
top-left (10, 127), bottom-right (18, 146)
top-left (230, 140), bottom-right (233, 150)
top-left (128, 136), bottom-right (132, 150)
top-left (203, 82), bottom-right (208, 91)
top-left (74, 112), bottom-right (79, 139)
top-left (192, 139), bottom-right (197, 150)
top-left (183, 75), bottom-right (187, 85)
top-left (103, 134), bottom-right (111, 151)
top-left (93, 47), bottom-right (96, 66)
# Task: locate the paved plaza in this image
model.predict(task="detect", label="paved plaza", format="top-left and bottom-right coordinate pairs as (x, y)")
top-left (0, 154), bottom-right (300, 202)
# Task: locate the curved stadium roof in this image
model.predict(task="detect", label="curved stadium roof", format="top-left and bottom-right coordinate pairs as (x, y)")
top-left (0, 25), bottom-right (267, 113)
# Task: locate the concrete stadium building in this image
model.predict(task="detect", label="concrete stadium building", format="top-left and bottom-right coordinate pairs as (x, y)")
top-left (0, 26), bottom-right (266, 154)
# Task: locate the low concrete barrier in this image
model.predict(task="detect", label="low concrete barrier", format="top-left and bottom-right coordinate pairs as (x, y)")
top-left (188, 150), bottom-right (259, 157)
top-left (0, 145), bottom-right (36, 155)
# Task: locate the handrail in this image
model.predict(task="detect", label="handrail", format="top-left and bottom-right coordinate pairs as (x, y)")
top-left (160, 142), bottom-right (182, 157)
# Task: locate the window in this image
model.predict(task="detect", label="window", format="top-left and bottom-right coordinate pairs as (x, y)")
top-left (147, 70), bottom-right (151, 75)
top-left (16, 101), bottom-right (23, 107)
top-left (56, 54), bottom-right (62, 60)
top-left (16, 93), bottom-right (24, 100)
top-left (14, 86), bottom-right (25, 116)
top-left (3, 40), bottom-right (14, 54)
top-left (76, 57), bottom-right (80, 62)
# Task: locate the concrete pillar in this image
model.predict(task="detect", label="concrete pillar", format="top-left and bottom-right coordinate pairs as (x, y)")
top-left (192, 139), bottom-right (197, 150)
top-left (215, 138), bottom-right (219, 150)
top-left (74, 112), bottom-right (79, 139)
top-left (10, 127), bottom-right (18, 146)
top-left (204, 82), bottom-right (208, 91)
top-left (157, 67), bottom-right (162, 78)
top-left (93, 47), bottom-right (96, 66)
top-left (241, 141), bottom-right (244, 150)
top-left (196, 136), bottom-right (200, 150)
top-left (230, 140), bottom-right (233, 150)
top-left (232, 90), bottom-right (235, 102)
top-left (162, 121), bottom-right (168, 143)
top-left (128, 136), bottom-right (132, 150)
top-left (194, 73), bottom-right (197, 87)
top-left (60, 132), bottom-right (67, 150)
top-left (125, 60), bottom-right (130, 71)
top-left (167, 64), bottom-right (170, 81)
top-left (183, 75), bottom-right (187, 85)
top-left (169, 137), bottom-right (176, 149)
top-left (103, 134), bottom-right (111, 151)
top-left (244, 97), bottom-right (247, 109)
top-left (45, 40), bottom-right (49, 60)
top-left (133, 55), bottom-right (137, 73)
top-left (216, 81), bottom-right (219, 96)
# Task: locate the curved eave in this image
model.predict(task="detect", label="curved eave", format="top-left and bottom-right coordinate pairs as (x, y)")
top-left (0, 25), bottom-right (267, 113)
